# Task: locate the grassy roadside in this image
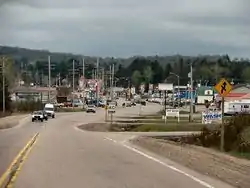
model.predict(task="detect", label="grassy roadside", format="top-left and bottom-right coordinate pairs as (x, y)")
top-left (131, 123), bottom-right (205, 132)
top-left (56, 108), bottom-right (85, 112)
top-left (115, 117), bottom-right (202, 124)
top-left (0, 122), bottom-right (17, 130)
top-left (230, 151), bottom-right (250, 160)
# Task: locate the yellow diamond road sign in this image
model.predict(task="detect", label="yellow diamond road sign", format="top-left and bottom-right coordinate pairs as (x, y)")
top-left (214, 78), bottom-right (232, 97)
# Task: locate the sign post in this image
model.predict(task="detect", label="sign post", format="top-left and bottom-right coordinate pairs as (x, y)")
top-left (158, 83), bottom-right (173, 124)
top-left (105, 105), bottom-right (108, 122)
top-left (214, 78), bottom-right (232, 151)
top-left (165, 109), bottom-right (180, 123)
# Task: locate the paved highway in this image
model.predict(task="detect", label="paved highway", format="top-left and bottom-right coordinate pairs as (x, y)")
top-left (0, 116), bottom-right (41, 177)
top-left (1, 103), bottom-right (233, 188)
top-left (0, 113), bottom-right (72, 177)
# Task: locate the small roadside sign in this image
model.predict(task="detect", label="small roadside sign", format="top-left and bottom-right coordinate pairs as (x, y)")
top-left (214, 78), bottom-right (232, 97)
top-left (108, 109), bottom-right (115, 114)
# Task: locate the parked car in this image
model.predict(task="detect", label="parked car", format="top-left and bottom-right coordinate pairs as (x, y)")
top-left (86, 105), bottom-right (96, 113)
top-left (72, 99), bottom-right (84, 108)
top-left (32, 111), bottom-right (45, 122)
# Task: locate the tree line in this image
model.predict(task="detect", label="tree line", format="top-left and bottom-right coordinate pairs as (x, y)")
top-left (116, 55), bottom-right (250, 90)
top-left (2, 54), bottom-right (250, 91)
top-left (1, 54), bottom-right (250, 114)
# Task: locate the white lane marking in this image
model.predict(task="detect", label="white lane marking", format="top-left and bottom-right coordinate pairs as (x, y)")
top-left (105, 137), bottom-right (214, 188)
top-left (120, 135), bottom-right (136, 144)
top-left (104, 137), bottom-right (117, 143)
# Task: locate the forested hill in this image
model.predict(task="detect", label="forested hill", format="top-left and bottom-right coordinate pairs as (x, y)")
top-left (0, 45), bottom-right (79, 62)
top-left (0, 45), bottom-right (241, 67)
top-left (1, 45), bottom-right (250, 87)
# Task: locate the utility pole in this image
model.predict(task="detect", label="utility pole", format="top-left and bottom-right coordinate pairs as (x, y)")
top-left (109, 65), bottom-right (112, 97)
top-left (215, 61), bottom-right (218, 83)
top-left (1, 57), bottom-right (5, 114)
top-left (58, 73), bottom-right (61, 86)
top-left (164, 90), bottom-right (167, 124)
top-left (110, 63), bottom-right (115, 125)
top-left (82, 58), bottom-right (85, 105)
top-left (96, 58), bottom-right (99, 79)
top-left (41, 71), bottom-right (44, 86)
top-left (72, 60), bottom-right (75, 109)
top-left (111, 64), bottom-right (114, 100)
top-left (92, 70), bottom-right (94, 79)
top-left (170, 72), bottom-right (180, 109)
top-left (48, 55), bottom-right (51, 103)
top-left (109, 65), bottom-right (112, 99)
top-left (96, 58), bottom-right (99, 105)
top-left (20, 61), bottom-right (23, 86)
top-left (177, 76), bottom-right (180, 108)
top-left (102, 68), bottom-right (105, 91)
top-left (189, 63), bottom-right (194, 122)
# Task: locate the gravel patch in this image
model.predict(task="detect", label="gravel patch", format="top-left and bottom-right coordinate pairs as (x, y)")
top-left (0, 121), bottom-right (17, 129)
top-left (78, 123), bottom-right (110, 132)
top-left (132, 136), bottom-right (250, 188)
top-left (0, 116), bottom-right (25, 130)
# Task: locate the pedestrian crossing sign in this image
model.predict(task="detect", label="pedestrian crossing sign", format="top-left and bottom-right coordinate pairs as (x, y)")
top-left (214, 78), bottom-right (232, 97)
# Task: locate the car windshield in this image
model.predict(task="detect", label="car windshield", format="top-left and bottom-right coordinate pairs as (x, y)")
top-left (44, 107), bottom-right (54, 111)
top-left (34, 111), bottom-right (42, 115)
top-left (88, 105), bottom-right (95, 108)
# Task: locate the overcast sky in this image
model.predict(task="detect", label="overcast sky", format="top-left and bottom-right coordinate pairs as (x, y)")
top-left (0, 0), bottom-right (249, 58)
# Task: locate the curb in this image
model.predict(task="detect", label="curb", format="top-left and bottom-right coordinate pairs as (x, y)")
top-left (0, 115), bottom-right (30, 132)
top-left (16, 116), bottom-right (30, 128)
top-left (0, 133), bottom-right (39, 188)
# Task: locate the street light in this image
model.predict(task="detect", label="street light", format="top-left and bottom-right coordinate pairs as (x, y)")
top-left (170, 72), bottom-right (180, 108)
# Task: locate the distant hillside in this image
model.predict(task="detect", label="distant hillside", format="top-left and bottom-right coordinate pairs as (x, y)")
top-left (0, 45), bottom-right (80, 62)
top-left (0, 45), bottom-right (228, 67)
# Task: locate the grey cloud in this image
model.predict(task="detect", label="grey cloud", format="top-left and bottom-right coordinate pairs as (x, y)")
top-left (0, 0), bottom-right (249, 58)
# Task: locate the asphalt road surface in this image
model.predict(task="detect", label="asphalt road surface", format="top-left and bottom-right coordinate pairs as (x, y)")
top-left (0, 117), bottom-right (41, 177)
top-left (2, 103), bottom-right (233, 188)
top-left (0, 113), bottom-right (72, 177)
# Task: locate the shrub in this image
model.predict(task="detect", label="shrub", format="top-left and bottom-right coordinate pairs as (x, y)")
top-left (188, 114), bottom-right (250, 152)
top-left (12, 100), bottom-right (43, 112)
top-left (55, 107), bottom-right (85, 112)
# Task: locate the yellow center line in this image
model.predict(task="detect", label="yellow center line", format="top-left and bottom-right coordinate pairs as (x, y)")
top-left (0, 133), bottom-right (40, 188)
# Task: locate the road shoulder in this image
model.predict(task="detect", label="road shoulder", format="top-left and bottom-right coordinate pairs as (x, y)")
top-left (0, 115), bottom-right (29, 130)
top-left (132, 136), bottom-right (250, 188)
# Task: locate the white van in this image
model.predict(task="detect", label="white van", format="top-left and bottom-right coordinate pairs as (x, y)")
top-left (44, 103), bottom-right (55, 118)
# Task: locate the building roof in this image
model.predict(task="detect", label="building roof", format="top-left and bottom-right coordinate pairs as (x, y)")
top-left (239, 93), bottom-right (250, 99)
top-left (232, 84), bottom-right (250, 90)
